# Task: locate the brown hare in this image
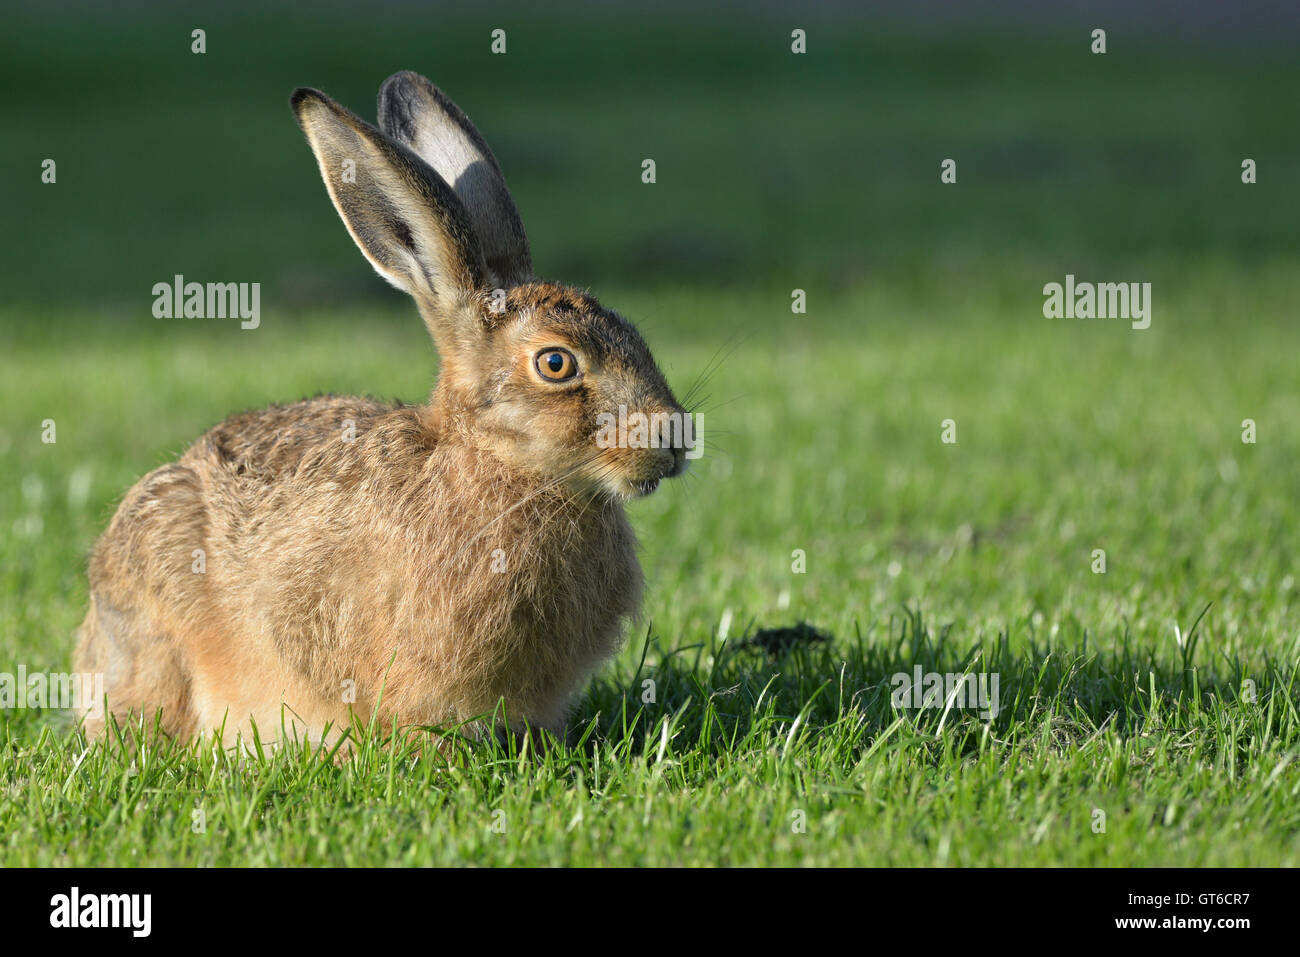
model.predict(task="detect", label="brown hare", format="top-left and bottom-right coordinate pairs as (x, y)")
top-left (75, 71), bottom-right (693, 749)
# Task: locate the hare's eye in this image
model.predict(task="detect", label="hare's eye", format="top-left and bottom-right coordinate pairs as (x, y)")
top-left (535, 348), bottom-right (579, 382)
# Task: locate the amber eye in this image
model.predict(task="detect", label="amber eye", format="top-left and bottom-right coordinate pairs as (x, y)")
top-left (535, 348), bottom-right (579, 382)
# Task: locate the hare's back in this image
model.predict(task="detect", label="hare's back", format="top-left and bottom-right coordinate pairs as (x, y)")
top-left (185, 395), bottom-right (409, 483)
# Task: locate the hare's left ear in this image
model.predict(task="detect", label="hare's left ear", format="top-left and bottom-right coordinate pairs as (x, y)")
top-left (291, 87), bottom-right (490, 355)
top-left (378, 71), bottom-right (532, 287)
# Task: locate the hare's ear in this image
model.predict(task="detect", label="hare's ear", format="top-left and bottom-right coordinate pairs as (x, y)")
top-left (290, 87), bottom-right (488, 337)
top-left (378, 71), bottom-right (532, 287)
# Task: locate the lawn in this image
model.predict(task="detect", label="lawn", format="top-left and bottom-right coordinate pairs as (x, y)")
top-left (1, 4), bottom-right (1298, 866)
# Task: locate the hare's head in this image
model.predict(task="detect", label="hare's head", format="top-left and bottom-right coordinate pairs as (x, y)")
top-left (291, 72), bottom-right (691, 500)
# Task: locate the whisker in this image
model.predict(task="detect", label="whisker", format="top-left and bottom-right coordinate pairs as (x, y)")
top-left (680, 333), bottom-right (745, 409)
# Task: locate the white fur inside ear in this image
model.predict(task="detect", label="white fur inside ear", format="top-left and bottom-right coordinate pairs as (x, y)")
top-left (413, 126), bottom-right (480, 196)
top-left (332, 161), bottom-right (447, 298)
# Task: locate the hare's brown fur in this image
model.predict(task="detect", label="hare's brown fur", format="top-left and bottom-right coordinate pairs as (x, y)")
top-left (78, 392), bottom-right (641, 743)
top-left (75, 73), bottom-right (688, 746)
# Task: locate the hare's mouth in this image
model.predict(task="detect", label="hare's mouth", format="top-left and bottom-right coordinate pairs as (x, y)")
top-left (593, 447), bottom-right (686, 500)
top-left (600, 473), bottom-right (662, 501)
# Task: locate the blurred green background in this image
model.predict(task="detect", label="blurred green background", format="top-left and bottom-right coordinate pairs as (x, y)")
top-left (4, 2), bottom-right (1298, 309)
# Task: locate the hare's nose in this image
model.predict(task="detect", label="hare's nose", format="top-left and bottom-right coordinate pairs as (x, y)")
top-left (666, 445), bottom-right (688, 478)
top-left (649, 408), bottom-right (692, 478)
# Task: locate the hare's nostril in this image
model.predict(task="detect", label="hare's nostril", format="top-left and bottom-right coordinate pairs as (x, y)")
top-left (655, 446), bottom-right (687, 480)
top-left (667, 447), bottom-right (687, 478)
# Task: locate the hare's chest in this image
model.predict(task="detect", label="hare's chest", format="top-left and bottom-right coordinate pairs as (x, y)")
top-left (459, 503), bottom-right (642, 651)
top-left (491, 512), bottom-right (642, 628)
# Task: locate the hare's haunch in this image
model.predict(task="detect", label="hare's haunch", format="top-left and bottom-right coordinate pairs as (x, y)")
top-left (75, 72), bottom-right (690, 746)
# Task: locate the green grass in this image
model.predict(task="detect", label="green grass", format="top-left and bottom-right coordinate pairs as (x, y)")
top-left (2, 5), bottom-right (1299, 866)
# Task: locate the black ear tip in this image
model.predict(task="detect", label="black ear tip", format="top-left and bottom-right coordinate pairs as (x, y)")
top-left (289, 87), bottom-right (326, 113)
top-left (382, 70), bottom-right (423, 90)
top-left (379, 71), bottom-right (437, 109)
top-left (378, 72), bottom-right (430, 135)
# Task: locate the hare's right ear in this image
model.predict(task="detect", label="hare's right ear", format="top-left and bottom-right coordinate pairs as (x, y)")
top-left (378, 71), bottom-right (532, 287)
top-left (290, 87), bottom-right (487, 329)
